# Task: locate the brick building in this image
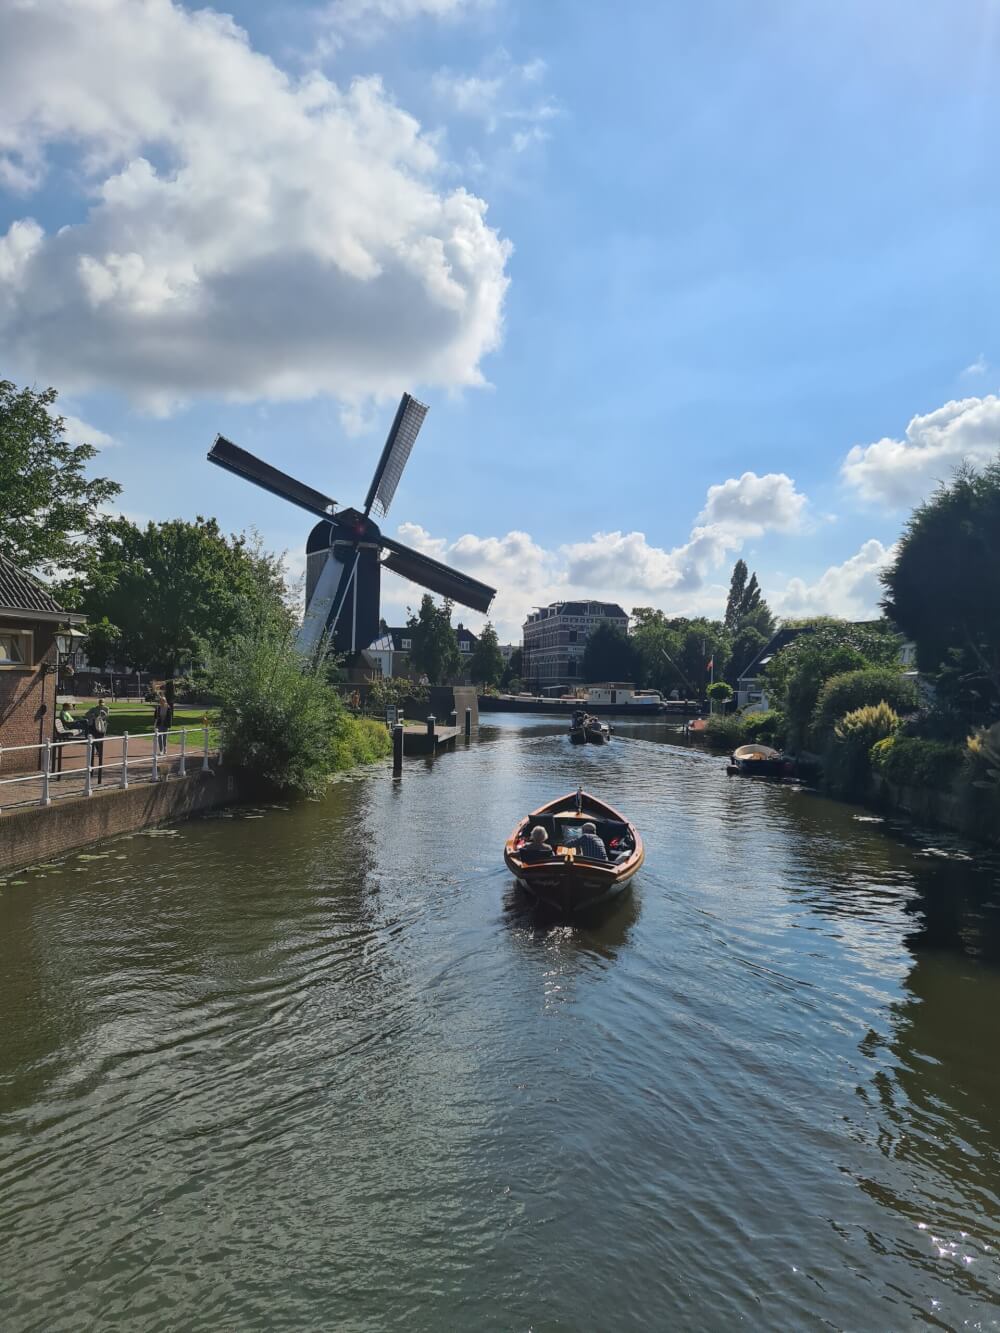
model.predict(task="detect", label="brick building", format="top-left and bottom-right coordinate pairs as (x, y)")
top-left (522, 600), bottom-right (629, 688)
top-left (0, 553), bottom-right (85, 769)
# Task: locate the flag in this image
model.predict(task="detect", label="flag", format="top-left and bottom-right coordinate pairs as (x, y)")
top-left (706, 657), bottom-right (713, 672)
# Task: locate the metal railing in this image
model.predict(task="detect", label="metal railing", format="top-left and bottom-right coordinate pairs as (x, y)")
top-left (0, 726), bottom-right (213, 813)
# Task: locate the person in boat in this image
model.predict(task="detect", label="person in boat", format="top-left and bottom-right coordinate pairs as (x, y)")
top-left (519, 825), bottom-right (555, 863)
top-left (571, 821), bottom-right (609, 860)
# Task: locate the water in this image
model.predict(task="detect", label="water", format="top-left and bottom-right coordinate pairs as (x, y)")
top-left (1, 714), bottom-right (999, 1331)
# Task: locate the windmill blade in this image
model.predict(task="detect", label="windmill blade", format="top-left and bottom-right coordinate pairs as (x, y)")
top-left (209, 436), bottom-right (336, 519)
top-left (363, 393), bottom-right (429, 519)
top-left (380, 534), bottom-right (495, 613)
top-left (295, 549), bottom-right (351, 659)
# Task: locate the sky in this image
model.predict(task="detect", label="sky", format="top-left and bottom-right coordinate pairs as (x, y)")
top-left (2, 0), bottom-right (1000, 641)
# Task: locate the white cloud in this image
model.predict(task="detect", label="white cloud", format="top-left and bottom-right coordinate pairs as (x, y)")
top-left (841, 395), bottom-right (1000, 506)
top-left (0, 0), bottom-right (511, 414)
top-left (775, 539), bottom-right (895, 620)
top-left (433, 50), bottom-right (558, 150)
top-left (320, 0), bottom-right (488, 48)
top-left (381, 472), bottom-right (811, 638)
top-left (961, 354), bottom-right (988, 377)
top-left (59, 414), bottom-right (118, 449)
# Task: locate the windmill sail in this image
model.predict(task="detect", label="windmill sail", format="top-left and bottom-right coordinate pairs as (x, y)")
top-left (295, 550), bottom-right (349, 659)
top-left (380, 535), bottom-right (495, 613)
top-left (363, 394), bottom-right (428, 518)
top-left (209, 436), bottom-right (336, 519)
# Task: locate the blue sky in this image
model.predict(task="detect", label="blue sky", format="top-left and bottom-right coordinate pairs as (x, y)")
top-left (2, 0), bottom-right (999, 638)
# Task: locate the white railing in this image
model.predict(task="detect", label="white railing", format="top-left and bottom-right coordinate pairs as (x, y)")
top-left (0, 726), bottom-right (214, 813)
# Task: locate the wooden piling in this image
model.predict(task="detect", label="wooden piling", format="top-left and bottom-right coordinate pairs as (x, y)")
top-left (392, 723), bottom-right (403, 776)
top-left (464, 707), bottom-right (472, 739)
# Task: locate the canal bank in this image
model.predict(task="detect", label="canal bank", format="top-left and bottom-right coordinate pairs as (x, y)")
top-left (2, 711), bottom-right (998, 1331)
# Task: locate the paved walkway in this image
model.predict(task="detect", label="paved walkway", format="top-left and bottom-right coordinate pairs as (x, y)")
top-left (0, 732), bottom-right (213, 813)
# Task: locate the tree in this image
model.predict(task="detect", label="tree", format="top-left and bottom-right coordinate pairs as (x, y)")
top-left (881, 459), bottom-right (1000, 708)
top-left (500, 646), bottom-right (522, 689)
top-left (60, 516), bottom-right (288, 674)
top-left (629, 608), bottom-right (730, 698)
top-left (582, 622), bottom-right (638, 683)
top-left (707, 681), bottom-right (734, 713)
top-left (811, 667), bottom-right (918, 744)
top-left (762, 619), bottom-right (902, 749)
top-left (0, 380), bottom-right (121, 577)
top-left (469, 621), bottom-right (504, 686)
top-left (406, 595), bottom-right (461, 684)
top-left (726, 624), bottom-right (767, 689)
top-left (724, 560), bottom-right (748, 631)
top-left (725, 559), bottom-right (775, 637)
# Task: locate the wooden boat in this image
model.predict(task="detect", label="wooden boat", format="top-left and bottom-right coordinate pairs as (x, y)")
top-left (727, 743), bottom-right (791, 778)
top-left (569, 712), bottom-right (611, 745)
top-left (504, 789), bottom-right (644, 913)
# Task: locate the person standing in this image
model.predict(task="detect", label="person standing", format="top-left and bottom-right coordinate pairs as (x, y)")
top-left (85, 702), bottom-right (110, 784)
top-left (153, 691), bottom-right (172, 756)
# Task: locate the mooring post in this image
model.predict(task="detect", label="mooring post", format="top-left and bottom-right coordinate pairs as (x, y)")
top-left (449, 709), bottom-right (457, 729)
top-left (393, 723), bottom-right (404, 776)
top-left (464, 706), bottom-right (472, 739)
top-left (426, 714), bottom-right (436, 739)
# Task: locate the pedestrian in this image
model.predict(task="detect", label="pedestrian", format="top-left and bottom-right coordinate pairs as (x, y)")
top-left (153, 690), bottom-right (172, 755)
top-left (85, 702), bottom-right (110, 784)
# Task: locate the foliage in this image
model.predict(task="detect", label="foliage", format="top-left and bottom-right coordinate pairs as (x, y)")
top-left (763, 620), bottom-right (902, 750)
top-left (965, 722), bottom-right (1000, 789)
top-left (209, 607), bottom-right (344, 796)
top-left (367, 675), bottom-right (428, 714)
top-left (726, 624), bottom-right (767, 688)
top-left (704, 713), bottom-right (746, 749)
top-left (469, 621), bottom-right (504, 686)
top-left (582, 621), bottom-right (639, 683)
top-left (742, 710), bottom-right (786, 746)
top-left (828, 702), bottom-right (902, 795)
top-left (61, 516), bottom-right (289, 674)
top-left (724, 559), bottom-right (774, 636)
top-left (811, 668), bottom-right (917, 744)
top-left (871, 735), bottom-right (966, 791)
top-left (882, 458), bottom-right (1000, 706)
top-left (406, 595), bottom-right (461, 684)
top-left (707, 681), bottom-right (734, 703)
top-left (330, 716), bottom-right (392, 770)
top-left (630, 608), bottom-right (730, 697)
top-left (500, 646), bottom-right (522, 689)
top-left (0, 379), bottom-right (121, 577)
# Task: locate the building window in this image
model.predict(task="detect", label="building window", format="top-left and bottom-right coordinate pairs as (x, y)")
top-left (568, 630), bottom-right (577, 643)
top-left (566, 659), bottom-right (576, 676)
top-left (0, 629), bottom-right (32, 667)
top-left (401, 638), bottom-right (412, 650)
top-left (460, 642), bottom-right (471, 653)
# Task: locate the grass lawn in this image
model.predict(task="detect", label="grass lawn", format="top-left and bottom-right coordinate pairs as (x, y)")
top-left (95, 701), bottom-right (219, 739)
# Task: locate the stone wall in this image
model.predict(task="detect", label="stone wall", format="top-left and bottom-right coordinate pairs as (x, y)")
top-left (0, 627), bottom-right (58, 768)
top-left (0, 766), bottom-right (243, 873)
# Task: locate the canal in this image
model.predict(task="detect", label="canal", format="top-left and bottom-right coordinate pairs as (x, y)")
top-left (1, 713), bottom-right (998, 1330)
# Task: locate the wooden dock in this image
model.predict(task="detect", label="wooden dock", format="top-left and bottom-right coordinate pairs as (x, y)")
top-left (398, 724), bottom-right (460, 757)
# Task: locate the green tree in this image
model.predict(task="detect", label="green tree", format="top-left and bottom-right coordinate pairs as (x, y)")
top-left (469, 621), bottom-right (504, 686)
top-left (0, 379), bottom-right (121, 576)
top-left (724, 560), bottom-right (748, 631)
top-left (726, 624), bottom-right (767, 689)
top-left (707, 680), bottom-right (734, 713)
top-left (60, 516), bottom-right (288, 675)
top-left (763, 619), bottom-right (902, 749)
top-left (881, 458), bottom-right (1000, 707)
top-left (811, 667), bottom-right (917, 745)
top-left (582, 621), bottom-right (639, 683)
top-left (407, 595), bottom-right (461, 684)
top-left (724, 560), bottom-right (775, 637)
top-left (500, 646), bottom-right (522, 689)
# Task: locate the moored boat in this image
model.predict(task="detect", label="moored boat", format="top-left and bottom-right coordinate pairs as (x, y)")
top-left (727, 743), bottom-right (792, 778)
top-left (504, 789), bottom-right (644, 913)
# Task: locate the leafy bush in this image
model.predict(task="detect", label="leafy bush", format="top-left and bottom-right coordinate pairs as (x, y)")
top-left (811, 668), bottom-right (917, 744)
top-left (331, 716), bottom-right (392, 769)
top-left (707, 681), bottom-right (734, 704)
top-left (827, 703), bottom-right (902, 795)
top-left (209, 611), bottom-right (344, 797)
top-left (704, 713), bottom-right (746, 749)
top-left (870, 735), bottom-right (965, 791)
top-left (742, 710), bottom-right (786, 746)
top-left (965, 722), bottom-right (1000, 788)
top-left (367, 676), bottom-right (429, 714)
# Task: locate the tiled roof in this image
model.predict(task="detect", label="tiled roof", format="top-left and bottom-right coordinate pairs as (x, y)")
top-left (0, 550), bottom-right (69, 616)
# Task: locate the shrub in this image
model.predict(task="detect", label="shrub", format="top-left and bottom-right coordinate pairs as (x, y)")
top-left (966, 722), bottom-right (1000, 788)
top-left (870, 734), bottom-right (965, 790)
top-left (811, 668), bottom-right (917, 744)
top-left (827, 702), bottom-right (902, 795)
top-left (209, 611), bottom-right (344, 797)
top-left (707, 681), bottom-right (734, 706)
top-left (742, 710), bottom-right (786, 747)
top-left (331, 715), bottom-right (392, 769)
top-left (704, 713), bottom-right (746, 749)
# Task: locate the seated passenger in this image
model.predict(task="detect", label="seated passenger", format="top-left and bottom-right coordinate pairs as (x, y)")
top-left (58, 703), bottom-right (88, 735)
top-left (573, 821), bottom-right (609, 861)
top-left (520, 825), bottom-right (555, 863)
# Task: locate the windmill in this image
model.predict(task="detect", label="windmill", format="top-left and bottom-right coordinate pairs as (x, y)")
top-left (208, 394), bottom-right (495, 660)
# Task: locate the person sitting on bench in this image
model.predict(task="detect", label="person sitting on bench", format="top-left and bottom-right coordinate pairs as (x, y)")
top-left (58, 702), bottom-right (88, 735)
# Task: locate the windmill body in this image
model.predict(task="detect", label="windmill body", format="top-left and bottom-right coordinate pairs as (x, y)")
top-left (208, 394), bottom-right (496, 662)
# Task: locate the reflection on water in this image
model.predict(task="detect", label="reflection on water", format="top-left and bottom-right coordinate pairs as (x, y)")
top-left (1, 713), bottom-right (999, 1331)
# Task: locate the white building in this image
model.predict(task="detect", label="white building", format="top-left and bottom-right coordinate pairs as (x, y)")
top-left (522, 601), bottom-right (629, 689)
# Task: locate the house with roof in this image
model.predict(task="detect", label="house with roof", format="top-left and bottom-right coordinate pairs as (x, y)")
top-left (0, 552), bottom-right (86, 767)
top-left (521, 600), bottom-right (629, 688)
top-left (364, 622), bottom-right (480, 681)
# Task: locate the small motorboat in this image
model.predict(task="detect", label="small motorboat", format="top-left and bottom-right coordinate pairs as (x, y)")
top-left (504, 788), bottom-right (644, 914)
top-left (727, 743), bottom-right (791, 778)
top-left (570, 710), bottom-right (611, 745)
